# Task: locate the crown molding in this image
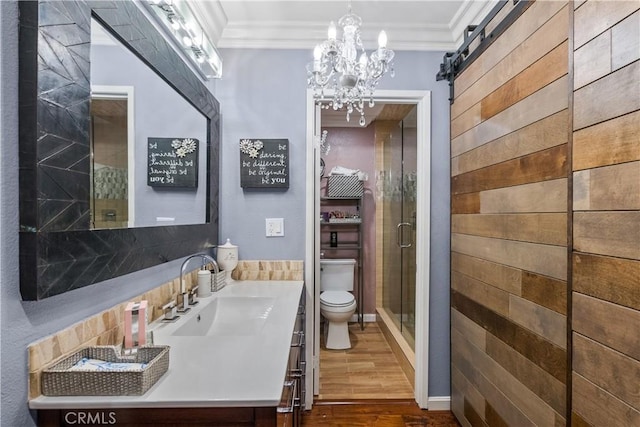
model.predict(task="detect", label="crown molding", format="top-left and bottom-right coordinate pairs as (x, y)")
top-left (217, 21), bottom-right (458, 51)
top-left (449, 0), bottom-right (499, 48)
top-left (188, 0), bottom-right (228, 44)
top-left (190, 0), bottom-right (496, 53)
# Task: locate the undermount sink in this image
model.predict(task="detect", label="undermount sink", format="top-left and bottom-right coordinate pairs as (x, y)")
top-left (172, 296), bottom-right (276, 337)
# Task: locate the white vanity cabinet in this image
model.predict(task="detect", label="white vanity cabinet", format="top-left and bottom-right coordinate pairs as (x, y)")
top-left (32, 281), bottom-right (305, 427)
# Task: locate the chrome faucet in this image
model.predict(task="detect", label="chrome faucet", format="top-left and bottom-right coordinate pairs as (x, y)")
top-left (178, 254), bottom-right (219, 313)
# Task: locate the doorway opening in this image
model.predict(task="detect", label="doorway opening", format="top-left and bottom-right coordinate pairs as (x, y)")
top-left (90, 86), bottom-right (135, 229)
top-left (304, 90), bottom-right (431, 409)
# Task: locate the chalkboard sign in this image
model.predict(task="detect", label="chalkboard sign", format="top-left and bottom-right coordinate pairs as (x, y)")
top-left (147, 137), bottom-right (199, 188)
top-left (240, 139), bottom-right (289, 189)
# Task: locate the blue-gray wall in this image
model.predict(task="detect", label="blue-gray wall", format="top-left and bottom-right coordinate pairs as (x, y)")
top-left (1, 3), bottom-right (450, 424)
top-left (216, 49), bottom-right (310, 259)
top-left (216, 48), bottom-right (452, 396)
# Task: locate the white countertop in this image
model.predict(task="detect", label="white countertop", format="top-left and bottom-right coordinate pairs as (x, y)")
top-left (29, 280), bottom-right (304, 410)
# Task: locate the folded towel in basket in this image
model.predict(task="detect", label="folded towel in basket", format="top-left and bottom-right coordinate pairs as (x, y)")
top-left (69, 358), bottom-right (147, 372)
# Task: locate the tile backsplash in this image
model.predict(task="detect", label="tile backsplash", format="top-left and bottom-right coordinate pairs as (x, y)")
top-left (232, 260), bottom-right (304, 281)
top-left (27, 260), bottom-right (303, 399)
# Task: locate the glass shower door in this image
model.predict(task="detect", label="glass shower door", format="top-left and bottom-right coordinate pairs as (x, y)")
top-left (381, 106), bottom-right (417, 349)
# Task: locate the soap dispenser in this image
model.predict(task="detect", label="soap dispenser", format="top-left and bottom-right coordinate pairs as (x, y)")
top-left (197, 264), bottom-right (212, 297)
top-left (217, 239), bottom-right (238, 285)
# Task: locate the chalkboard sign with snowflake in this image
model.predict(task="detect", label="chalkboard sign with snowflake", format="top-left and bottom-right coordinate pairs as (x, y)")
top-left (147, 137), bottom-right (199, 187)
top-left (240, 139), bottom-right (289, 189)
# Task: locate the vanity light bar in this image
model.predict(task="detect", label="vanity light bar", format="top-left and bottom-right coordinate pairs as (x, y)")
top-left (144, 0), bottom-right (223, 79)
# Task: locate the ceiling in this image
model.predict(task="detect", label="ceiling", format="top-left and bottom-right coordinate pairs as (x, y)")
top-left (186, 0), bottom-right (496, 127)
top-left (189, 0), bottom-right (497, 52)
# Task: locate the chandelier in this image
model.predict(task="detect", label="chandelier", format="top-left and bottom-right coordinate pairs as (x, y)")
top-left (306, 3), bottom-right (395, 126)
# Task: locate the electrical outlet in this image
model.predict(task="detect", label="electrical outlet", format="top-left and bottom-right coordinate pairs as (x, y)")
top-left (265, 218), bottom-right (284, 237)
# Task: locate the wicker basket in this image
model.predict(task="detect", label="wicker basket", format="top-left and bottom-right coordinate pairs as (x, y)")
top-left (326, 175), bottom-right (363, 198)
top-left (41, 345), bottom-right (169, 396)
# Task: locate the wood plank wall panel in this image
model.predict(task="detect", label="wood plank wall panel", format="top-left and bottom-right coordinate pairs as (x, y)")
top-left (572, 2), bottom-right (640, 426)
top-left (573, 61), bottom-right (640, 130)
top-left (573, 162), bottom-right (640, 211)
top-left (450, 2), bottom-right (570, 425)
top-left (572, 110), bottom-right (640, 170)
top-left (573, 1), bottom-right (640, 49)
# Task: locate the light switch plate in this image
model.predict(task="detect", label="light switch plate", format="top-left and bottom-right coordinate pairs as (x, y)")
top-left (265, 218), bottom-right (284, 237)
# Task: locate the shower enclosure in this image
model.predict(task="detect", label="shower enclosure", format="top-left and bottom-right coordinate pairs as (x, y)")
top-left (379, 106), bottom-right (417, 351)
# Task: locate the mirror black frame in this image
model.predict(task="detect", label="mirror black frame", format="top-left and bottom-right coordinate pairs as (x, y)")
top-left (18, 1), bottom-right (220, 300)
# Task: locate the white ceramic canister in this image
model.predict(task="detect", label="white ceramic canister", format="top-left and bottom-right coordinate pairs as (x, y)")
top-left (217, 239), bottom-right (238, 284)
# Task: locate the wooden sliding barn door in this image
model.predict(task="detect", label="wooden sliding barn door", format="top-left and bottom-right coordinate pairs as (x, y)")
top-left (450, 0), bottom-right (640, 426)
top-left (450, 1), bottom-right (570, 426)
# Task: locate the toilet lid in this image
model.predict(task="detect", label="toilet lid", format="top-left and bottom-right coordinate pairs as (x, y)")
top-left (321, 291), bottom-right (355, 307)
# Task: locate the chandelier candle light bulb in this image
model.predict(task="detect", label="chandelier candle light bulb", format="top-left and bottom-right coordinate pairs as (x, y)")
top-left (313, 45), bottom-right (323, 71)
top-left (378, 30), bottom-right (387, 49)
top-left (328, 21), bottom-right (337, 41)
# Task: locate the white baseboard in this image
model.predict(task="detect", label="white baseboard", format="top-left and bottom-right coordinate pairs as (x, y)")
top-left (427, 396), bottom-right (451, 411)
top-left (349, 314), bottom-right (377, 323)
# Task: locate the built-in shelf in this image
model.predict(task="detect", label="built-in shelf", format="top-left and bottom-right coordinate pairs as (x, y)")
top-left (320, 196), bottom-right (364, 329)
top-left (320, 197), bottom-right (362, 201)
top-left (320, 245), bottom-right (362, 250)
top-left (320, 220), bottom-right (362, 225)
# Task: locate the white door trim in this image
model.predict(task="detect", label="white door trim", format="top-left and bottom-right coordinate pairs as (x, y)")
top-left (305, 89), bottom-right (431, 409)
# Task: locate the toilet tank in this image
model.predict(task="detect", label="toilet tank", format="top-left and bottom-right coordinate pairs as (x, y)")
top-left (320, 259), bottom-right (356, 291)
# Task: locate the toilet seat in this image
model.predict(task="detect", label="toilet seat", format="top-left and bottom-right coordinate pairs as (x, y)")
top-left (320, 291), bottom-right (355, 307)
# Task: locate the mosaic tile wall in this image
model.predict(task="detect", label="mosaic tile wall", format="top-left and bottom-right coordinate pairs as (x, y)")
top-left (231, 260), bottom-right (304, 281)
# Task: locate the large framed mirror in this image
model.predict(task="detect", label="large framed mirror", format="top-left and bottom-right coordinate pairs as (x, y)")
top-left (18, 1), bottom-right (220, 300)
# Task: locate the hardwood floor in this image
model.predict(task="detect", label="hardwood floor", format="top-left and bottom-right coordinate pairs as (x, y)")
top-left (308, 323), bottom-right (460, 426)
top-left (318, 322), bottom-right (414, 400)
top-left (302, 400), bottom-right (461, 426)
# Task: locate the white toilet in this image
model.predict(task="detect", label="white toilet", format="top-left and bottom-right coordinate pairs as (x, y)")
top-left (320, 258), bottom-right (357, 350)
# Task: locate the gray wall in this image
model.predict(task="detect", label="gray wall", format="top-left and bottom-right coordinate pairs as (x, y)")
top-left (216, 49), bottom-right (310, 258)
top-left (1, 5), bottom-right (450, 425)
top-left (216, 48), bottom-right (452, 396)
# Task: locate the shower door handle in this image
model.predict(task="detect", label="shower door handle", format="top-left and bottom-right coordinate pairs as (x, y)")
top-left (396, 222), bottom-right (412, 248)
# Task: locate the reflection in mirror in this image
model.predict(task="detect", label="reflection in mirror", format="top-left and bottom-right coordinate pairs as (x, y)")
top-left (90, 18), bottom-right (208, 229)
top-left (90, 90), bottom-right (132, 229)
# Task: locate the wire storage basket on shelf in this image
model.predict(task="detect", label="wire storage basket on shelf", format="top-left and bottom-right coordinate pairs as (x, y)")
top-left (41, 345), bottom-right (170, 396)
top-left (326, 175), bottom-right (363, 198)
